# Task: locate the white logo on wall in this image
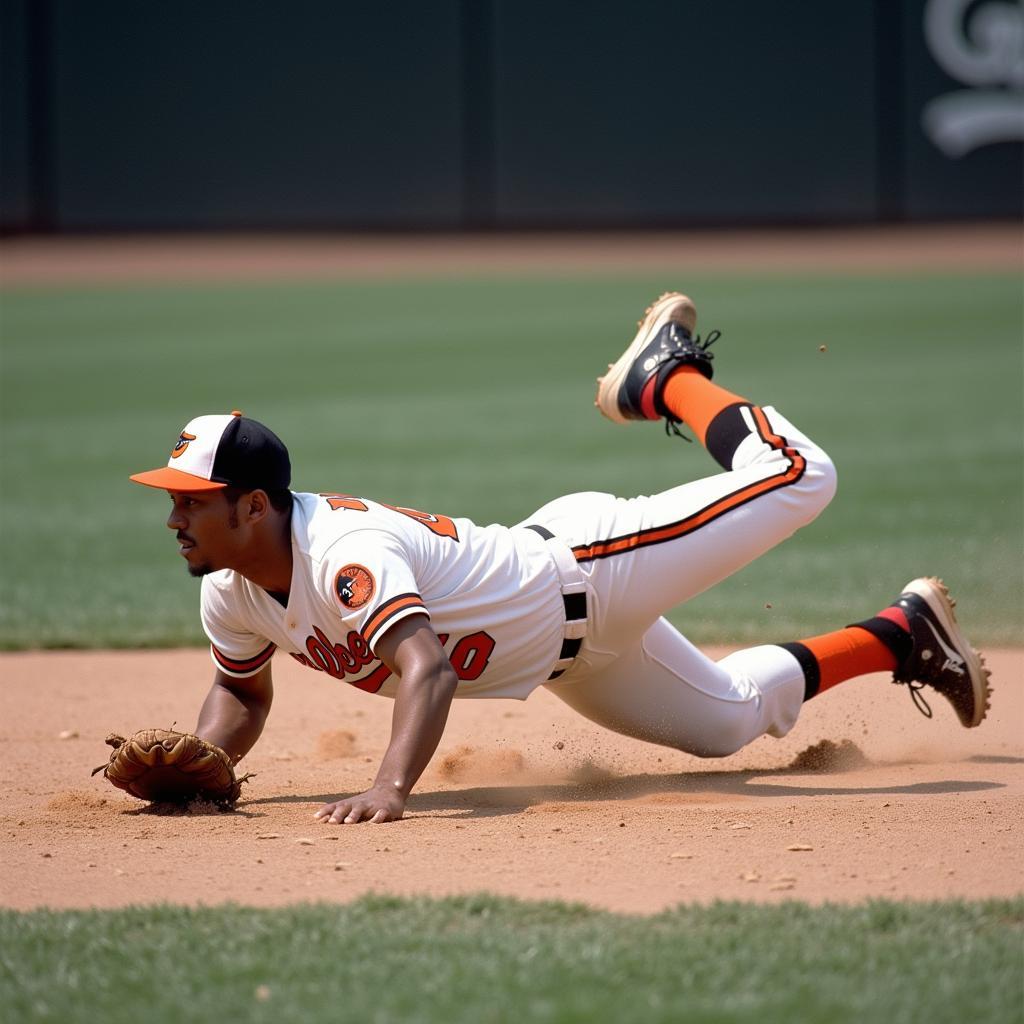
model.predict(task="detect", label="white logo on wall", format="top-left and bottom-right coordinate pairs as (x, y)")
top-left (922, 0), bottom-right (1024, 157)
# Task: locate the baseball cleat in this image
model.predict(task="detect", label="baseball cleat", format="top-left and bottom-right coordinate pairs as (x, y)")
top-left (595, 292), bottom-right (716, 426)
top-left (890, 577), bottom-right (991, 728)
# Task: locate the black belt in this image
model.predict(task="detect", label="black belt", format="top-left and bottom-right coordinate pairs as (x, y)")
top-left (527, 524), bottom-right (588, 680)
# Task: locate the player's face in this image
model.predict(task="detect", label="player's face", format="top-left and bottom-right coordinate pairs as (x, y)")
top-left (165, 490), bottom-right (243, 577)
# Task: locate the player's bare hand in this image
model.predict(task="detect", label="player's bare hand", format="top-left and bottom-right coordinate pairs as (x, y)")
top-left (314, 786), bottom-right (406, 825)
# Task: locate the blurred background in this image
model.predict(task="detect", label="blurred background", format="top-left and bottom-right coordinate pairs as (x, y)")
top-left (1, 0), bottom-right (1021, 231)
top-left (0, 1), bottom-right (1021, 652)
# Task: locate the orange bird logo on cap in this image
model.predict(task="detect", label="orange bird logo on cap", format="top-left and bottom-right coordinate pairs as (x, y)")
top-left (170, 432), bottom-right (196, 459)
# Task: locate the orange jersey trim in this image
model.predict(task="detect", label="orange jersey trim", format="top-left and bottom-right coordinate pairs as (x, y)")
top-left (361, 593), bottom-right (428, 648)
top-left (572, 406), bottom-right (807, 563)
top-left (211, 641), bottom-right (276, 674)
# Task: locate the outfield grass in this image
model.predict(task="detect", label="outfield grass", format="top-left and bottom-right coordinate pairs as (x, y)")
top-left (0, 273), bottom-right (1020, 648)
top-left (1, 896), bottom-right (1021, 1024)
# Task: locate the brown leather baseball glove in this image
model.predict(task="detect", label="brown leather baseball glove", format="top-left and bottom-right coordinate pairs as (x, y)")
top-left (91, 729), bottom-right (250, 808)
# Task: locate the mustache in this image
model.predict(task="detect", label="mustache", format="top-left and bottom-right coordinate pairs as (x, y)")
top-left (176, 532), bottom-right (194, 545)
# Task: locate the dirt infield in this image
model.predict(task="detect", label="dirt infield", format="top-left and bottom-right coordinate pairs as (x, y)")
top-left (1, 648), bottom-right (1020, 913)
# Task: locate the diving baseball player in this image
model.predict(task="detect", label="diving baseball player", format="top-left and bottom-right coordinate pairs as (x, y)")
top-left (127, 292), bottom-right (990, 824)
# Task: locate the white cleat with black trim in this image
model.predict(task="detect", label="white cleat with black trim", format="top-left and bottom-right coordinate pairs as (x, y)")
top-left (595, 292), bottom-right (714, 426)
top-left (890, 577), bottom-right (991, 728)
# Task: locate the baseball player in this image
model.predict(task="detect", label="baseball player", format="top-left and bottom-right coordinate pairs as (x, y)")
top-left (129, 292), bottom-right (990, 824)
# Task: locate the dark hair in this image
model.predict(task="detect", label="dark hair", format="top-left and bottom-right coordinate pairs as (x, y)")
top-left (222, 485), bottom-right (293, 514)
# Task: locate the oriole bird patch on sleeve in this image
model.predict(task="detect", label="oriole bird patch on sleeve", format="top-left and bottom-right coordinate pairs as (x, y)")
top-left (334, 564), bottom-right (375, 610)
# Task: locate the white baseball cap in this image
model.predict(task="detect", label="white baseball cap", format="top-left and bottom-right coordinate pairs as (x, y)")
top-left (130, 411), bottom-right (291, 493)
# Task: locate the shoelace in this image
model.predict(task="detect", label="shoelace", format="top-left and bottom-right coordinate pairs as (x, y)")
top-left (664, 329), bottom-right (722, 441)
top-left (698, 329), bottom-right (722, 352)
top-left (905, 680), bottom-right (934, 718)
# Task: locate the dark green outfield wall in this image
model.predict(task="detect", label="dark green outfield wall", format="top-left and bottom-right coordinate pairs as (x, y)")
top-left (2, 0), bottom-right (1021, 231)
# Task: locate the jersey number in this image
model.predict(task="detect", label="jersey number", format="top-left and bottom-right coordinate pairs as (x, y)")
top-left (321, 494), bottom-right (459, 541)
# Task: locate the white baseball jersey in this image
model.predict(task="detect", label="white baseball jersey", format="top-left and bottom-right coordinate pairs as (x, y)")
top-left (200, 491), bottom-right (566, 698)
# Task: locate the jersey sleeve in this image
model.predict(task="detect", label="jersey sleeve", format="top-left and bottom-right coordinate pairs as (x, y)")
top-left (200, 575), bottom-right (276, 678)
top-left (320, 531), bottom-right (428, 655)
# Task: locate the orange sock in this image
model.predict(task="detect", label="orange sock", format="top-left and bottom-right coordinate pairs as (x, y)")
top-left (782, 627), bottom-right (898, 698)
top-left (660, 367), bottom-right (750, 446)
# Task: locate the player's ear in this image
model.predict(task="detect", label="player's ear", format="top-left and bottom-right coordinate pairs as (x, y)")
top-left (245, 489), bottom-right (270, 524)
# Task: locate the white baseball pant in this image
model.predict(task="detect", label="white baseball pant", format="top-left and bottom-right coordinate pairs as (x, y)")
top-left (529, 404), bottom-right (837, 757)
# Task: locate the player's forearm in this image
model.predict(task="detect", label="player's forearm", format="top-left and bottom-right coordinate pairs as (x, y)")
top-left (373, 664), bottom-right (458, 799)
top-left (195, 681), bottom-right (271, 763)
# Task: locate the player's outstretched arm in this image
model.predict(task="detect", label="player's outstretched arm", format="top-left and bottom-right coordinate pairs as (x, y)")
top-left (315, 614), bottom-right (457, 825)
top-left (194, 665), bottom-right (274, 764)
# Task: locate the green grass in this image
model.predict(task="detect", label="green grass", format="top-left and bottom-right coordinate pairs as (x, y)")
top-left (0, 273), bottom-right (1021, 648)
top-left (1, 896), bottom-right (1022, 1024)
